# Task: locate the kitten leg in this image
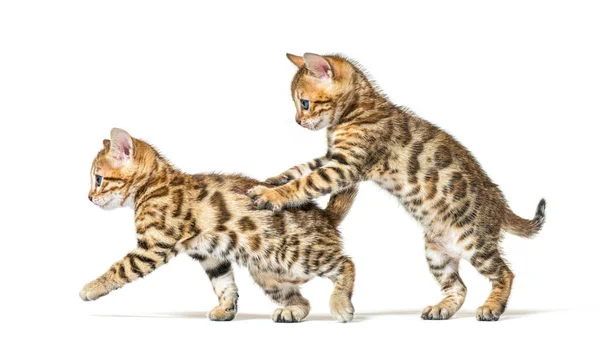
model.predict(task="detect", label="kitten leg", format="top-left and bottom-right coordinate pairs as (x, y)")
top-left (324, 257), bottom-right (355, 323)
top-left (251, 271), bottom-right (310, 323)
top-left (466, 247), bottom-right (514, 321)
top-left (421, 245), bottom-right (466, 320)
top-left (191, 254), bottom-right (238, 321)
top-left (266, 156), bottom-right (330, 185)
top-left (79, 246), bottom-right (175, 301)
top-left (249, 160), bottom-right (359, 211)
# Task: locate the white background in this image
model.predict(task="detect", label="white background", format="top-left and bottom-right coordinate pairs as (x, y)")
top-left (1, 1), bottom-right (598, 342)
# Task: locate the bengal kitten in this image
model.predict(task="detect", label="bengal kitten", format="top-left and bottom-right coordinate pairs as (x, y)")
top-left (248, 53), bottom-right (546, 321)
top-left (80, 128), bottom-right (358, 323)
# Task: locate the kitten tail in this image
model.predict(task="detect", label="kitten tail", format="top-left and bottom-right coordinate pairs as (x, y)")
top-left (325, 186), bottom-right (359, 227)
top-left (504, 199), bottom-right (546, 238)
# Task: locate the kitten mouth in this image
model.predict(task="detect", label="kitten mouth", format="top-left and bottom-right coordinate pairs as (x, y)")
top-left (97, 199), bottom-right (113, 209)
top-left (301, 118), bottom-right (321, 130)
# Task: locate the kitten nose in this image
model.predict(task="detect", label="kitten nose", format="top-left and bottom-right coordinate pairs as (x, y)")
top-left (88, 195), bottom-right (93, 202)
top-left (296, 118), bottom-right (301, 124)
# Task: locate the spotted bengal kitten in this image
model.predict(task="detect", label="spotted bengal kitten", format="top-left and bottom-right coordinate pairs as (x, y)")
top-left (248, 53), bottom-right (546, 321)
top-left (80, 128), bottom-right (358, 323)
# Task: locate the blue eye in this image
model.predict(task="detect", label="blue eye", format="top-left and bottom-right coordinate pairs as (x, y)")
top-left (95, 175), bottom-right (103, 186)
top-left (300, 99), bottom-right (310, 110)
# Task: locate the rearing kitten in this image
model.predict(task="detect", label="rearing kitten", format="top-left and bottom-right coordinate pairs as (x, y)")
top-left (81, 128), bottom-right (358, 323)
top-left (248, 53), bottom-right (546, 321)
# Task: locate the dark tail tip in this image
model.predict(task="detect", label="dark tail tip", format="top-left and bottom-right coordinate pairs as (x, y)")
top-left (533, 198), bottom-right (546, 231)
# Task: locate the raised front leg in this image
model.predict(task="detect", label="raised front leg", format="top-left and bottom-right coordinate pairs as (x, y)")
top-left (249, 159), bottom-right (361, 211)
top-left (79, 244), bottom-right (175, 301)
top-left (190, 254), bottom-right (239, 321)
top-left (265, 156), bottom-right (330, 186)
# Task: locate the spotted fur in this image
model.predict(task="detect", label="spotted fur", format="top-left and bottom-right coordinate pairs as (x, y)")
top-left (249, 53), bottom-right (546, 321)
top-left (81, 128), bottom-right (358, 323)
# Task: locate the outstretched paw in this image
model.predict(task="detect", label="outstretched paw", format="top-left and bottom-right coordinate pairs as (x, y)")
top-left (247, 185), bottom-right (285, 212)
top-left (265, 174), bottom-right (291, 186)
top-left (79, 279), bottom-right (110, 301)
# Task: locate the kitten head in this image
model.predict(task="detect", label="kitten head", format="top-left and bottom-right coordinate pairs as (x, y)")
top-left (88, 128), bottom-right (138, 210)
top-left (287, 53), bottom-right (355, 131)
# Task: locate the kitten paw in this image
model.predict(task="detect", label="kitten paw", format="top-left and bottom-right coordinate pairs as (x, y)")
top-left (79, 280), bottom-right (110, 301)
top-left (330, 294), bottom-right (354, 323)
top-left (272, 306), bottom-right (308, 323)
top-left (208, 305), bottom-right (236, 321)
top-left (476, 305), bottom-right (502, 321)
top-left (247, 186), bottom-right (284, 212)
top-left (421, 305), bottom-right (453, 320)
top-left (265, 174), bottom-right (290, 186)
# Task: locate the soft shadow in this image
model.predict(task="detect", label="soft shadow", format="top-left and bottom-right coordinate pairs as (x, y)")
top-left (357, 308), bottom-right (565, 321)
top-left (92, 309), bottom-right (564, 323)
top-left (93, 312), bottom-right (268, 321)
top-left (93, 312), bottom-right (367, 323)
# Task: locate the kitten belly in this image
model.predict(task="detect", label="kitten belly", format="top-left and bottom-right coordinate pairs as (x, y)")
top-left (371, 173), bottom-right (450, 228)
top-left (183, 231), bottom-right (313, 281)
top-left (372, 173), bottom-right (437, 227)
top-left (372, 172), bottom-right (473, 253)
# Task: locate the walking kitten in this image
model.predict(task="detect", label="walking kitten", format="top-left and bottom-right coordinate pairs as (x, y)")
top-left (81, 128), bottom-right (358, 323)
top-left (248, 53), bottom-right (546, 321)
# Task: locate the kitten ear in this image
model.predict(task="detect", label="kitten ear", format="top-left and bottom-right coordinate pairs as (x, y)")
top-left (286, 53), bottom-right (305, 68)
top-left (109, 128), bottom-right (134, 164)
top-left (303, 53), bottom-right (333, 79)
top-left (103, 139), bottom-right (111, 151)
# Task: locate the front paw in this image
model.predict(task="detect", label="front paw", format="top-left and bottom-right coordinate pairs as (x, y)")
top-left (265, 174), bottom-right (290, 186)
top-left (208, 305), bottom-right (237, 321)
top-left (247, 185), bottom-right (285, 212)
top-left (79, 279), bottom-right (110, 301)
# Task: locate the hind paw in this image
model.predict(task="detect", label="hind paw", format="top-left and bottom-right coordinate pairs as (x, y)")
top-left (272, 306), bottom-right (308, 323)
top-left (476, 305), bottom-right (502, 321)
top-left (330, 294), bottom-right (354, 323)
top-left (421, 304), bottom-right (455, 320)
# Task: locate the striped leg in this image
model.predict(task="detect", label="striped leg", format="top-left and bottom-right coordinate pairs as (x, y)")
top-left (467, 248), bottom-right (514, 321)
top-left (192, 254), bottom-right (238, 321)
top-left (421, 245), bottom-right (467, 320)
top-left (325, 257), bottom-right (355, 323)
top-left (251, 270), bottom-right (310, 323)
top-left (265, 156), bottom-right (330, 185)
top-left (79, 246), bottom-right (174, 301)
top-left (249, 160), bottom-right (359, 211)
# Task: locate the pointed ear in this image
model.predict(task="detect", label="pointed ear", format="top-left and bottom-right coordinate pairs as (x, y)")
top-left (303, 53), bottom-right (333, 79)
top-left (286, 53), bottom-right (305, 68)
top-left (103, 139), bottom-right (111, 151)
top-left (109, 128), bottom-right (134, 164)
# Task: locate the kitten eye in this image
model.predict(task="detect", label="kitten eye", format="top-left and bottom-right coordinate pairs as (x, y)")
top-left (300, 99), bottom-right (310, 110)
top-left (95, 175), bottom-right (103, 187)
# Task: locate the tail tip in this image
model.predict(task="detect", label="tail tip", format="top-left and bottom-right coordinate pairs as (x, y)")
top-left (534, 198), bottom-right (546, 230)
top-left (536, 198), bottom-right (546, 216)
